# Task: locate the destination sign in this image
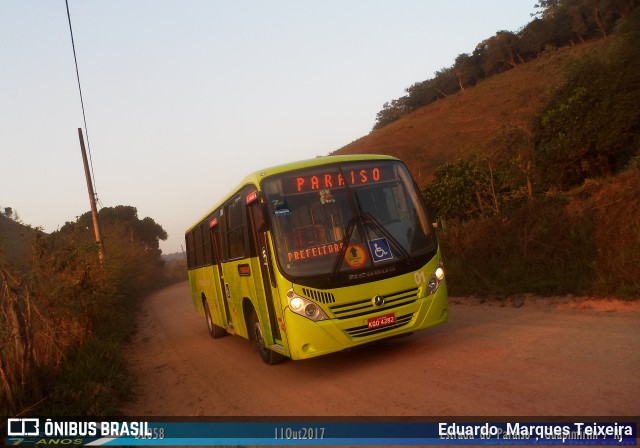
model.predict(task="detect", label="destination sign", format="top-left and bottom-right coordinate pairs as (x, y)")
top-left (282, 165), bottom-right (395, 194)
top-left (287, 242), bottom-right (344, 262)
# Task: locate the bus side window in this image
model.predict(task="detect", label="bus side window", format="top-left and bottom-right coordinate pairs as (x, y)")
top-left (186, 232), bottom-right (195, 269)
top-left (226, 195), bottom-right (246, 260)
top-left (201, 222), bottom-right (214, 265)
top-left (194, 225), bottom-right (204, 267)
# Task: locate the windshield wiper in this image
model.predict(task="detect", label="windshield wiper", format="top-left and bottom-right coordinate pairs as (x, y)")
top-left (329, 212), bottom-right (415, 281)
top-left (329, 216), bottom-right (358, 281)
top-left (361, 212), bottom-right (415, 267)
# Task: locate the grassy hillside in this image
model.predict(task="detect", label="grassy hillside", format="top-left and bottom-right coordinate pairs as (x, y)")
top-left (334, 33), bottom-right (639, 298)
top-left (333, 40), bottom-right (607, 187)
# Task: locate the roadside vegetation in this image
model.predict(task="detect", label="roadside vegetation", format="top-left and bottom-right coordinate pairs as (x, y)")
top-left (0, 206), bottom-right (184, 416)
top-left (422, 8), bottom-right (639, 297)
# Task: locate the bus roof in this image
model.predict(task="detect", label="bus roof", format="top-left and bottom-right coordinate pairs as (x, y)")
top-left (185, 154), bottom-right (400, 234)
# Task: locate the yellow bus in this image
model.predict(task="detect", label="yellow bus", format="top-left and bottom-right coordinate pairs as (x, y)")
top-left (185, 155), bottom-right (447, 364)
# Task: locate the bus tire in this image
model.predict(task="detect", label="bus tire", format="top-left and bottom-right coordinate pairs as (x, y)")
top-left (203, 298), bottom-right (226, 339)
top-left (251, 310), bottom-right (286, 365)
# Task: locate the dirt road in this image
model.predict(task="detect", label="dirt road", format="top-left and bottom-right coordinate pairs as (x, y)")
top-left (121, 281), bottom-right (639, 416)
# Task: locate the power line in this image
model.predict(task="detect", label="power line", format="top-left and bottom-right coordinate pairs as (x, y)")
top-left (65, 0), bottom-right (100, 204)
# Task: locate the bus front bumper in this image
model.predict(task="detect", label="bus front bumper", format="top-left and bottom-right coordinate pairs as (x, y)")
top-left (283, 284), bottom-right (448, 360)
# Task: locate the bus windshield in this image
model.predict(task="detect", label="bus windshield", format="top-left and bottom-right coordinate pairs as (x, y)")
top-left (262, 160), bottom-right (437, 283)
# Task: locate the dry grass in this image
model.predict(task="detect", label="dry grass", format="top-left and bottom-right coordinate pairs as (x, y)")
top-left (571, 165), bottom-right (640, 295)
top-left (436, 164), bottom-right (640, 297)
top-left (0, 265), bottom-right (88, 415)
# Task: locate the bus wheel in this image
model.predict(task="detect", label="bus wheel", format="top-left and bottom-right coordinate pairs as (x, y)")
top-left (251, 310), bottom-right (285, 365)
top-left (203, 298), bottom-right (226, 339)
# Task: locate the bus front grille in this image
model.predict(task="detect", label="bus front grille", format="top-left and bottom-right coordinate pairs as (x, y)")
top-left (302, 288), bottom-right (336, 304)
top-left (328, 287), bottom-right (418, 320)
top-left (344, 313), bottom-right (414, 338)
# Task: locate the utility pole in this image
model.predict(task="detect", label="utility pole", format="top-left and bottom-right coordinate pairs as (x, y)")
top-left (78, 128), bottom-right (105, 262)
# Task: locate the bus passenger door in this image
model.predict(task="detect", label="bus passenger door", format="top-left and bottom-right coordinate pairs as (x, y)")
top-left (248, 199), bottom-right (283, 345)
top-left (210, 222), bottom-right (233, 330)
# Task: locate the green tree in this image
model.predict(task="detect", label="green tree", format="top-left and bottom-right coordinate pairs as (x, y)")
top-left (533, 0), bottom-right (562, 18)
top-left (54, 205), bottom-right (168, 294)
top-left (374, 98), bottom-right (409, 130)
top-left (452, 52), bottom-right (484, 91)
top-left (423, 160), bottom-right (487, 223)
top-left (534, 8), bottom-right (640, 190)
top-left (479, 31), bottom-right (523, 76)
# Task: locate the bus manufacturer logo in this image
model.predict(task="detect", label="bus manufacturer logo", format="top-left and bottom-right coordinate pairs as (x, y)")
top-left (372, 295), bottom-right (385, 307)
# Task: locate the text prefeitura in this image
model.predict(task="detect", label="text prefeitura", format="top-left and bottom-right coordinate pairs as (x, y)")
top-left (439, 423), bottom-right (633, 442)
top-left (43, 420), bottom-right (151, 437)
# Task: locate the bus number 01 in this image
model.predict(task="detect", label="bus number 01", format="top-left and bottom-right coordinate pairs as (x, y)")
top-left (414, 271), bottom-right (426, 284)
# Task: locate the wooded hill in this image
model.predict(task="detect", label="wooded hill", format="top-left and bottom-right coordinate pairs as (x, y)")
top-left (368, 0), bottom-right (639, 132)
top-left (333, 40), bottom-right (600, 186)
top-left (334, 3), bottom-right (639, 297)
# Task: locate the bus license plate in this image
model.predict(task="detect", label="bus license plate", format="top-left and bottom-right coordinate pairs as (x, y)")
top-left (368, 313), bottom-right (396, 329)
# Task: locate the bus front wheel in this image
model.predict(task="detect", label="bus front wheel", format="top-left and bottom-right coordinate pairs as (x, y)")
top-left (251, 310), bottom-right (285, 365)
top-left (203, 298), bottom-right (226, 339)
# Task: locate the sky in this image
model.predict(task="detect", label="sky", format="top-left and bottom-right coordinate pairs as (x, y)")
top-left (1, 1), bottom-right (536, 255)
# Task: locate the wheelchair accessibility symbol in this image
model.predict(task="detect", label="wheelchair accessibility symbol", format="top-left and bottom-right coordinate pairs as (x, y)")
top-left (369, 238), bottom-right (393, 263)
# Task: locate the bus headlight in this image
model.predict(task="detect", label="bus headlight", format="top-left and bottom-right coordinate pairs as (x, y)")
top-left (305, 303), bottom-right (319, 317)
top-left (427, 260), bottom-right (445, 295)
top-left (290, 297), bottom-right (304, 311)
top-left (287, 289), bottom-right (329, 322)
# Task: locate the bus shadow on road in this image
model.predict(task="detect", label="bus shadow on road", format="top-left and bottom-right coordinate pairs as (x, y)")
top-left (278, 328), bottom-right (447, 376)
